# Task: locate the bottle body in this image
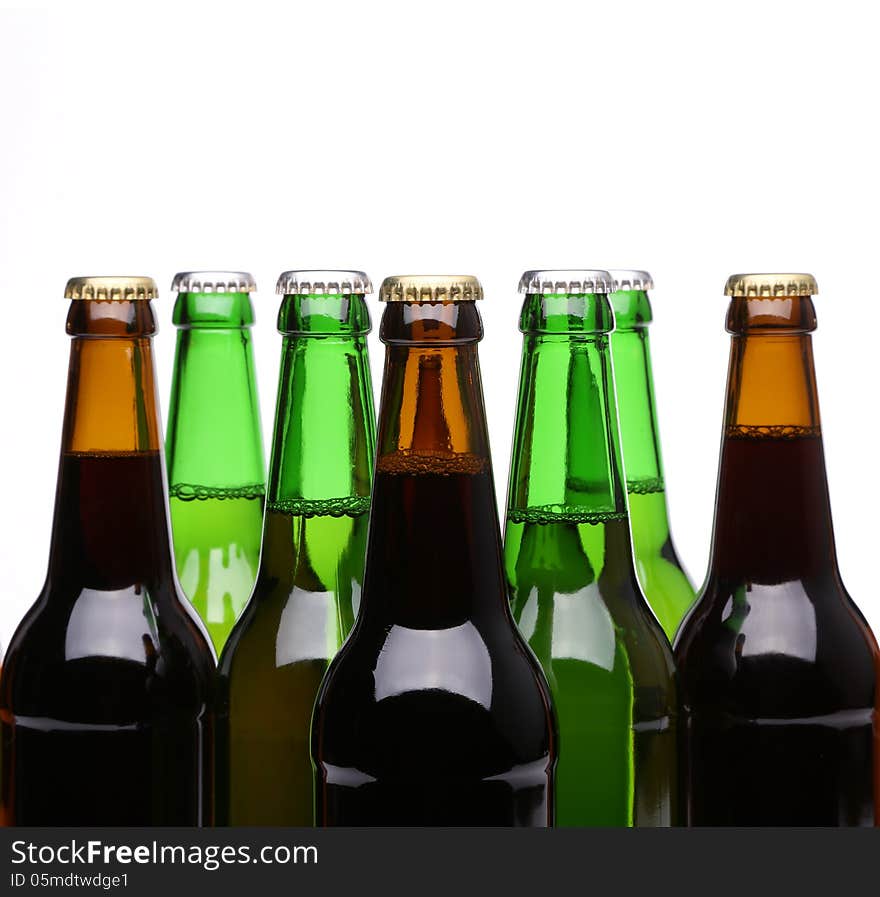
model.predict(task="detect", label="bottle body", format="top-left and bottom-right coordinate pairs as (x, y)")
top-left (0, 290), bottom-right (215, 825)
top-left (504, 285), bottom-right (677, 827)
top-left (313, 292), bottom-right (556, 826)
top-left (675, 282), bottom-right (879, 826)
top-left (216, 289), bottom-right (375, 826)
top-left (677, 431), bottom-right (876, 825)
top-left (166, 288), bottom-right (265, 654)
top-left (609, 284), bottom-right (695, 639)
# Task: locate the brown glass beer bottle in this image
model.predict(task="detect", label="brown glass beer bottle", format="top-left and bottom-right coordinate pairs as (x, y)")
top-left (311, 275), bottom-right (556, 826)
top-left (0, 277), bottom-right (216, 825)
top-left (675, 273), bottom-right (879, 826)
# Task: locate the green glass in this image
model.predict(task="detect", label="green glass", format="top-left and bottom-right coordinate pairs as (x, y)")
top-left (503, 278), bottom-right (678, 827)
top-left (166, 286), bottom-right (265, 655)
top-left (216, 280), bottom-right (376, 826)
top-left (609, 280), bottom-right (695, 641)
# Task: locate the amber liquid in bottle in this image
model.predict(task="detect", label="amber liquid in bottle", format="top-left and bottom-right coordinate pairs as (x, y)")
top-left (312, 299), bottom-right (556, 826)
top-left (0, 295), bottom-right (215, 825)
top-left (675, 292), bottom-right (879, 826)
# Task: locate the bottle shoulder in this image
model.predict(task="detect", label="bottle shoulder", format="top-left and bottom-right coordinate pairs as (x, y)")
top-left (514, 579), bottom-right (676, 711)
top-left (220, 579), bottom-right (346, 674)
top-left (675, 576), bottom-right (878, 709)
top-left (314, 618), bottom-right (554, 766)
top-left (511, 559), bottom-right (674, 652)
top-left (0, 583), bottom-right (215, 714)
top-left (321, 615), bottom-right (550, 691)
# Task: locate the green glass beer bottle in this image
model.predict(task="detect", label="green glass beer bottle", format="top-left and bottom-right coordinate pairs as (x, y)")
top-left (504, 270), bottom-right (678, 827)
top-left (609, 270), bottom-right (695, 640)
top-left (166, 271), bottom-right (265, 654)
top-left (216, 270), bottom-right (376, 826)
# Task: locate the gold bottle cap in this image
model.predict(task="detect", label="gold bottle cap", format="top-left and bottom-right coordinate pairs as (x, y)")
top-left (518, 270), bottom-right (615, 295)
top-left (609, 269), bottom-right (654, 292)
top-left (724, 273), bottom-right (818, 297)
top-left (276, 270), bottom-right (372, 296)
top-left (64, 276), bottom-right (159, 301)
top-left (379, 275), bottom-right (483, 303)
top-left (171, 271), bottom-right (256, 294)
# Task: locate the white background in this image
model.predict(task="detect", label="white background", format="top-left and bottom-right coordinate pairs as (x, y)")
top-left (1, 2), bottom-right (877, 644)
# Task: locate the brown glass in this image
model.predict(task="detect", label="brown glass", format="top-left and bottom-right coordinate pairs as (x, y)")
top-left (312, 301), bottom-right (557, 826)
top-left (674, 294), bottom-right (879, 826)
top-left (0, 298), bottom-right (216, 826)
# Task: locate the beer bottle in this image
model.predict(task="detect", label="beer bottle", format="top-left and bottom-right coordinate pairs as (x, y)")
top-left (504, 270), bottom-right (677, 827)
top-left (312, 275), bottom-right (556, 826)
top-left (0, 277), bottom-right (215, 825)
top-left (675, 273), bottom-right (879, 826)
top-left (609, 270), bottom-right (695, 640)
top-left (166, 271), bottom-right (265, 654)
top-left (216, 270), bottom-right (376, 826)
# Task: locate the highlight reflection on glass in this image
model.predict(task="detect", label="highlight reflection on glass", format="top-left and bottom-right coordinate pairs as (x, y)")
top-left (374, 623), bottom-right (493, 708)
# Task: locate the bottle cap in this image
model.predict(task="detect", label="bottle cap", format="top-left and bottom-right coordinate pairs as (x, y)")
top-left (609, 269), bottom-right (654, 292)
top-left (379, 275), bottom-right (483, 303)
top-left (64, 276), bottom-right (159, 301)
top-left (724, 273), bottom-right (818, 297)
top-left (518, 270), bottom-right (615, 295)
top-left (276, 270), bottom-right (372, 296)
top-left (171, 271), bottom-right (256, 294)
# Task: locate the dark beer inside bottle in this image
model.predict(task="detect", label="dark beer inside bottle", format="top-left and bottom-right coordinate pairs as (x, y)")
top-left (675, 289), bottom-right (879, 826)
top-left (313, 296), bottom-right (556, 826)
top-left (0, 295), bottom-right (214, 825)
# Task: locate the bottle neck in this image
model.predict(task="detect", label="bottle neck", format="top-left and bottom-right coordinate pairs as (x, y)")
top-left (48, 300), bottom-right (174, 588)
top-left (362, 302), bottom-right (506, 627)
top-left (166, 292), bottom-right (264, 498)
top-left (609, 290), bottom-right (665, 492)
top-left (376, 303), bottom-right (489, 460)
top-left (708, 296), bottom-right (836, 583)
top-left (265, 293), bottom-right (375, 515)
top-left (507, 292), bottom-right (628, 523)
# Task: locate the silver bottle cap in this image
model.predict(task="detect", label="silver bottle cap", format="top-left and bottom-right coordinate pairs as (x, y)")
top-left (171, 271), bottom-right (256, 294)
top-left (276, 270), bottom-right (373, 296)
top-left (518, 270), bottom-right (615, 295)
top-left (609, 269), bottom-right (654, 292)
